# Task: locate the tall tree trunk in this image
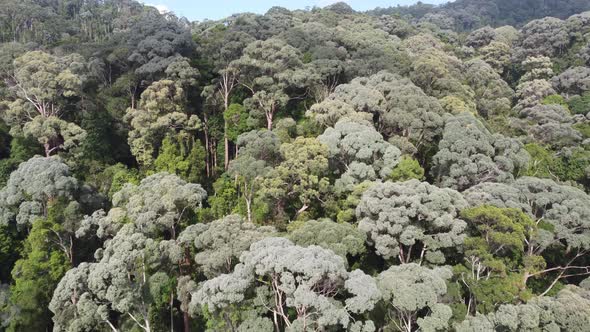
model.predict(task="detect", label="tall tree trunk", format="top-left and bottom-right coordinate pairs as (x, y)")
top-left (44, 143), bottom-right (51, 157)
top-left (183, 313), bottom-right (190, 332)
top-left (203, 113), bottom-right (211, 177)
top-left (224, 121), bottom-right (229, 170)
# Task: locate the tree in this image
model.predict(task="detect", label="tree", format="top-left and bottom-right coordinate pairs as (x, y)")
top-left (514, 79), bottom-right (557, 111)
top-left (551, 66), bottom-right (590, 95)
top-left (50, 224), bottom-right (165, 332)
top-left (227, 129), bottom-right (281, 222)
top-left (198, 26), bottom-right (254, 171)
top-left (154, 133), bottom-right (207, 183)
top-left (127, 12), bottom-right (195, 80)
top-left (227, 156), bottom-right (269, 223)
top-left (80, 173), bottom-right (206, 240)
top-left (0, 156), bottom-right (101, 232)
top-left (230, 38), bottom-right (303, 130)
top-left (8, 217), bottom-right (70, 331)
top-left (514, 104), bottom-right (582, 148)
top-left (288, 219), bottom-right (367, 259)
top-left (318, 117), bottom-right (401, 194)
top-left (409, 48), bottom-right (475, 112)
top-left (2, 51), bottom-right (87, 156)
top-left (514, 17), bottom-right (570, 60)
top-left (464, 177), bottom-right (590, 295)
top-left (479, 41), bottom-right (511, 74)
top-left (456, 206), bottom-right (537, 314)
top-left (259, 137), bottom-right (331, 222)
top-left (309, 72), bottom-right (445, 148)
top-left (464, 59), bottom-right (513, 118)
top-left (389, 156), bottom-right (425, 182)
top-left (357, 180), bottom-right (467, 264)
top-left (456, 286), bottom-right (590, 331)
top-left (432, 114), bottom-right (530, 191)
top-left (125, 80), bottom-right (201, 168)
top-left (466, 26), bottom-right (496, 48)
top-left (192, 237), bottom-right (380, 332)
top-left (377, 264), bottom-right (453, 332)
top-left (520, 56), bottom-right (554, 83)
top-left (181, 214), bottom-right (275, 278)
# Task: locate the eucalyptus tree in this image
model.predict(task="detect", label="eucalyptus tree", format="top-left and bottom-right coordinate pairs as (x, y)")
top-left (318, 117), bottom-right (401, 194)
top-left (182, 214), bottom-right (276, 278)
top-left (288, 219), bottom-right (367, 259)
top-left (230, 38), bottom-right (304, 130)
top-left (432, 114), bottom-right (530, 191)
top-left (227, 129), bottom-right (281, 222)
top-left (258, 137), bottom-right (330, 222)
top-left (377, 264), bottom-right (453, 332)
top-left (514, 79), bottom-right (557, 111)
top-left (308, 72), bottom-right (445, 149)
top-left (456, 286), bottom-right (590, 331)
top-left (514, 104), bottom-right (582, 148)
top-left (514, 17), bottom-right (570, 60)
top-left (551, 66), bottom-right (590, 95)
top-left (520, 56), bottom-right (554, 83)
top-left (2, 51), bottom-right (87, 156)
top-left (78, 172), bottom-right (207, 240)
top-left (192, 237), bottom-right (380, 332)
top-left (198, 26), bottom-right (255, 170)
top-left (54, 173), bottom-right (207, 332)
top-left (464, 59), bottom-right (513, 117)
top-left (357, 180), bottom-right (467, 265)
top-left (0, 156), bottom-right (103, 262)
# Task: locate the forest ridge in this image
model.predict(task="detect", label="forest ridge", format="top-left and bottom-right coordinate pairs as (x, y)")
top-left (1, 0), bottom-right (590, 331)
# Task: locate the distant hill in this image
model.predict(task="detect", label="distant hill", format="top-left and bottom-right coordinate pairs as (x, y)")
top-left (368, 0), bottom-right (590, 30)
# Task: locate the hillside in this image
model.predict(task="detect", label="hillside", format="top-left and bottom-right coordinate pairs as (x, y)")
top-left (1, 1), bottom-right (590, 331)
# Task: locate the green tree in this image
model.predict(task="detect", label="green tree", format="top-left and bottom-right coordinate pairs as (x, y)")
top-left (230, 38), bottom-right (303, 130)
top-left (154, 134), bottom-right (206, 183)
top-left (259, 137), bottom-right (331, 223)
top-left (389, 156), bottom-right (425, 182)
top-left (7, 215), bottom-right (70, 332)
top-left (457, 206), bottom-right (536, 314)
top-left (125, 80), bottom-right (201, 168)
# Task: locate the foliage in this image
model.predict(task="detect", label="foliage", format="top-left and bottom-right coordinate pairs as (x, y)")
top-left (1, 1), bottom-right (590, 331)
top-left (389, 155), bottom-right (425, 182)
top-left (357, 180), bottom-right (467, 264)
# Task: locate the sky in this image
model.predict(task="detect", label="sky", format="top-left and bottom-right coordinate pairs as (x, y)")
top-left (146, 0), bottom-right (449, 22)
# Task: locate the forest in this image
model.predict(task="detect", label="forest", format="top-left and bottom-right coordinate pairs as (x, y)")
top-left (1, 0), bottom-right (590, 331)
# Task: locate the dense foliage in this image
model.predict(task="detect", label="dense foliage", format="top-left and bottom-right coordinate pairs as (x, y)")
top-left (2, 0), bottom-right (590, 331)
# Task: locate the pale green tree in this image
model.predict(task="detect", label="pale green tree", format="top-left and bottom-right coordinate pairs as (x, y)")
top-left (2, 51), bottom-right (87, 156)
top-left (377, 263), bottom-right (453, 332)
top-left (432, 114), bottom-right (529, 191)
top-left (192, 237), bottom-right (380, 332)
top-left (288, 219), bottom-right (366, 259)
top-left (230, 38), bottom-right (303, 130)
top-left (318, 117), bottom-right (401, 194)
top-left (357, 180), bottom-right (467, 264)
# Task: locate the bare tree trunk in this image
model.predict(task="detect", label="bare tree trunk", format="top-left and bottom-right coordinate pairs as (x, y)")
top-left (203, 113), bottom-right (211, 177)
top-left (183, 313), bottom-right (190, 332)
top-left (224, 121), bottom-right (229, 170)
top-left (246, 196), bottom-right (252, 223)
top-left (44, 143), bottom-right (51, 157)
